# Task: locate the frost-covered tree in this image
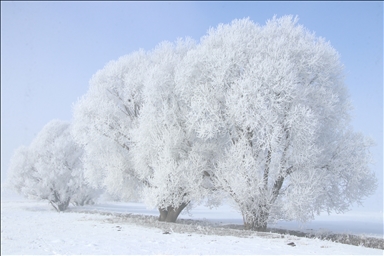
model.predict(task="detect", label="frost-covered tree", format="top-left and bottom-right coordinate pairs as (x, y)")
top-left (73, 40), bottom-right (216, 222)
top-left (71, 51), bottom-right (150, 202)
top-left (6, 120), bottom-right (97, 211)
top-left (175, 16), bottom-right (376, 230)
top-left (6, 146), bottom-right (36, 197)
top-left (131, 39), bottom-right (218, 222)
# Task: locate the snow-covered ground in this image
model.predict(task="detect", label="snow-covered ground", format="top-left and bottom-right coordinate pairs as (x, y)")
top-left (1, 189), bottom-right (383, 255)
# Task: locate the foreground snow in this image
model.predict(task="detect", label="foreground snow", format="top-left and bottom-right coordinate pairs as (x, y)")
top-left (1, 191), bottom-right (382, 255)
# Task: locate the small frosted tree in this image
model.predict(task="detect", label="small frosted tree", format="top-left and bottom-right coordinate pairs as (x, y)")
top-left (6, 120), bottom-right (97, 211)
top-left (175, 16), bottom-right (376, 230)
top-left (6, 146), bottom-right (36, 197)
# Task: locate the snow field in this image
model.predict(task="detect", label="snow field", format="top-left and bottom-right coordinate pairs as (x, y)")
top-left (1, 196), bottom-right (382, 255)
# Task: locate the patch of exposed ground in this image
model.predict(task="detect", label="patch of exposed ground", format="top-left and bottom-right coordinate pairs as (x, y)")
top-left (68, 208), bottom-right (384, 250)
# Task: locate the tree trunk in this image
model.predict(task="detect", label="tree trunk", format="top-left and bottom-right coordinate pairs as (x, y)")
top-left (242, 205), bottom-right (269, 232)
top-left (57, 197), bottom-right (71, 211)
top-left (50, 190), bottom-right (70, 212)
top-left (243, 217), bottom-right (268, 231)
top-left (158, 208), bottom-right (168, 221)
top-left (158, 203), bottom-right (188, 223)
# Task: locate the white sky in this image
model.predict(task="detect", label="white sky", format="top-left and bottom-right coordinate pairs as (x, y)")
top-left (1, 2), bottom-right (382, 215)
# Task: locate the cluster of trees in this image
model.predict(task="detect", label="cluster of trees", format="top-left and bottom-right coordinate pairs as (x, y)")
top-left (7, 16), bottom-right (376, 231)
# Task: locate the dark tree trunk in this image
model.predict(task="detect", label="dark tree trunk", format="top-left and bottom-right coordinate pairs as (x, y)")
top-left (50, 197), bottom-right (71, 212)
top-left (243, 218), bottom-right (268, 231)
top-left (158, 202), bottom-right (188, 223)
top-left (158, 208), bottom-right (168, 221)
top-left (50, 190), bottom-right (71, 212)
top-left (57, 197), bottom-right (71, 211)
top-left (165, 203), bottom-right (188, 222)
top-left (242, 205), bottom-right (269, 232)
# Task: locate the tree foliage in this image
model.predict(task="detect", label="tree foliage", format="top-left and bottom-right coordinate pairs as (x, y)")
top-left (72, 50), bottom-right (150, 201)
top-left (7, 120), bottom-right (98, 211)
top-left (131, 39), bottom-right (220, 222)
top-left (174, 16), bottom-right (376, 230)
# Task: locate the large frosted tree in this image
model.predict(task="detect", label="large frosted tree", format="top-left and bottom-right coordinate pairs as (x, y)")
top-left (131, 39), bottom-right (218, 222)
top-left (175, 16), bottom-right (376, 230)
top-left (72, 51), bottom-right (150, 201)
top-left (73, 40), bottom-right (216, 222)
top-left (6, 120), bottom-right (97, 211)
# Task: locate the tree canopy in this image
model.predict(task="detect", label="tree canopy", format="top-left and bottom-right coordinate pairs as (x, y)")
top-left (7, 120), bottom-right (98, 211)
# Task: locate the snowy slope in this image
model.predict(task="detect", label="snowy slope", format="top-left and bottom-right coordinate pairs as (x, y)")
top-left (1, 189), bottom-right (382, 255)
